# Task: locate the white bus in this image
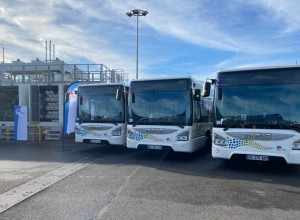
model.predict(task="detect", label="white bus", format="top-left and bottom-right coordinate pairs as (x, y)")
top-left (203, 66), bottom-right (300, 164)
top-left (75, 83), bottom-right (128, 146)
top-left (127, 77), bottom-right (212, 153)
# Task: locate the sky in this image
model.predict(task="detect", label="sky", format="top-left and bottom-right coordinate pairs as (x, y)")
top-left (1, 0), bottom-right (300, 81)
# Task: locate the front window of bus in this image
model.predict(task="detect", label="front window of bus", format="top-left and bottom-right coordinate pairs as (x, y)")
top-left (78, 86), bottom-right (124, 124)
top-left (214, 84), bottom-right (300, 130)
top-left (128, 90), bottom-right (192, 127)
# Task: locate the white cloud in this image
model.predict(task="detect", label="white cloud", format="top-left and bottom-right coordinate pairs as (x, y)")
top-left (0, 0), bottom-right (137, 78)
top-left (251, 0), bottom-right (300, 33)
top-left (0, 0), bottom-right (300, 80)
top-left (134, 0), bottom-right (289, 54)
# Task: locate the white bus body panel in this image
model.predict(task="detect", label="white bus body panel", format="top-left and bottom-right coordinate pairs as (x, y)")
top-left (127, 125), bottom-right (207, 153)
top-left (75, 123), bottom-right (126, 146)
top-left (212, 128), bottom-right (300, 164)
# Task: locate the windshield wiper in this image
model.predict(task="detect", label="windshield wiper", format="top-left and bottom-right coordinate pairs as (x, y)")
top-left (290, 123), bottom-right (300, 132)
top-left (176, 123), bottom-right (185, 129)
top-left (158, 116), bottom-right (185, 129)
top-left (222, 118), bottom-right (241, 131)
top-left (223, 122), bottom-right (236, 131)
top-left (133, 117), bottom-right (149, 127)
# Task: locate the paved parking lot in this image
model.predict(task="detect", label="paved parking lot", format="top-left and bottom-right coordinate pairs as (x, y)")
top-left (0, 140), bottom-right (300, 220)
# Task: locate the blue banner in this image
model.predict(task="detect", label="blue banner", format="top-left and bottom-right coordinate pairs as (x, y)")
top-left (64, 82), bottom-right (81, 134)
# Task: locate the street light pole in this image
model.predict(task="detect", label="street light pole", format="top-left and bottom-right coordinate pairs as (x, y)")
top-left (126, 9), bottom-right (148, 80)
top-left (136, 14), bottom-right (139, 80)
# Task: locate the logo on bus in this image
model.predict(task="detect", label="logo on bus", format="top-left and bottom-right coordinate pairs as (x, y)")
top-left (145, 128), bottom-right (164, 134)
top-left (244, 133), bottom-right (272, 140)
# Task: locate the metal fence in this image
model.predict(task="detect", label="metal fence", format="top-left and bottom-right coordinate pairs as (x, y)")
top-left (0, 61), bottom-right (128, 86)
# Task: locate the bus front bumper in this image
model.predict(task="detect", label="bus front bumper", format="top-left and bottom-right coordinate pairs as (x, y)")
top-left (126, 136), bottom-right (205, 153)
top-left (76, 134), bottom-right (126, 146)
top-left (212, 145), bottom-right (300, 165)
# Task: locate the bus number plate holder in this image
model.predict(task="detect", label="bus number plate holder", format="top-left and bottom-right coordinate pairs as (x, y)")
top-left (90, 139), bottom-right (102, 144)
top-left (246, 155), bottom-right (269, 161)
top-left (147, 145), bottom-right (162, 150)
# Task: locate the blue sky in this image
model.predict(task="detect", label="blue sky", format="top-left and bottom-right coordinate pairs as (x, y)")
top-left (1, 0), bottom-right (300, 81)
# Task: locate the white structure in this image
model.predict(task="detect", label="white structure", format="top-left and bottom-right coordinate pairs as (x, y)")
top-left (0, 58), bottom-right (127, 84)
top-left (0, 59), bottom-right (128, 140)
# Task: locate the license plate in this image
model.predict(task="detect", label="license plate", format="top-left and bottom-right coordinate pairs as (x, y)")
top-left (147, 145), bottom-right (162, 150)
top-left (246, 155), bottom-right (269, 161)
top-left (90, 139), bottom-right (101, 144)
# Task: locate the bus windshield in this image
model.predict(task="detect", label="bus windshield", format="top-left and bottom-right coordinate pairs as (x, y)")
top-left (78, 86), bottom-right (125, 124)
top-left (214, 84), bottom-right (300, 131)
top-left (128, 90), bottom-right (192, 127)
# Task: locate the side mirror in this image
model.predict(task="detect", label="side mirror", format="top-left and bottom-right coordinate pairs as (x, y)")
top-left (116, 88), bottom-right (122, 100)
top-left (202, 82), bottom-right (211, 97)
top-left (79, 96), bottom-right (83, 105)
top-left (218, 88), bottom-right (222, 100)
top-left (194, 89), bottom-right (201, 101)
top-left (131, 92), bottom-right (135, 103)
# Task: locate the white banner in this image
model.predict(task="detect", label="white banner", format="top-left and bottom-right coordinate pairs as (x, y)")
top-left (14, 105), bottom-right (28, 141)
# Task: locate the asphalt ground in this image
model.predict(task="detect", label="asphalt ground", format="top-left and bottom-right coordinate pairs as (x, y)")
top-left (0, 140), bottom-right (300, 220)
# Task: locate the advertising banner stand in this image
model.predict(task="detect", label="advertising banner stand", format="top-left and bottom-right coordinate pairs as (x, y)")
top-left (60, 81), bottom-right (81, 151)
top-left (14, 105), bottom-right (28, 141)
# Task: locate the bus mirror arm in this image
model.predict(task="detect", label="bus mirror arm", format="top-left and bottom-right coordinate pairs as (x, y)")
top-left (131, 92), bottom-right (135, 103)
top-left (116, 88), bottom-right (122, 100)
top-left (218, 88), bottom-right (222, 100)
top-left (78, 117), bottom-right (82, 125)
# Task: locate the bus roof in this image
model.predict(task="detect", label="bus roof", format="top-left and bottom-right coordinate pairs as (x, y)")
top-left (217, 65), bottom-right (300, 74)
top-left (79, 82), bottom-right (127, 88)
top-left (216, 65), bottom-right (300, 85)
top-left (130, 76), bottom-right (204, 84)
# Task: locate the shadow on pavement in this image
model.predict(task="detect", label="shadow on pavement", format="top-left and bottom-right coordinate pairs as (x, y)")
top-left (0, 139), bottom-right (300, 188)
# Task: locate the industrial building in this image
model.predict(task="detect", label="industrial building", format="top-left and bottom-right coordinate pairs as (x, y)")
top-left (0, 58), bottom-right (128, 141)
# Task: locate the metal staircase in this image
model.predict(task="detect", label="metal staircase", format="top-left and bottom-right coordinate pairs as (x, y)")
top-left (44, 129), bottom-right (62, 141)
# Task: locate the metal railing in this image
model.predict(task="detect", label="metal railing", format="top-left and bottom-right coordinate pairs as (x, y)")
top-left (28, 125), bottom-right (42, 142)
top-left (2, 125), bottom-right (42, 142)
top-left (0, 62), bottom-right (128, 86)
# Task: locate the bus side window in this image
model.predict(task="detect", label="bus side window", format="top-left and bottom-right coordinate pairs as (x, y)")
top-left (200, 100), bottom-right (208, 122)
top-left (194, 100), bottom-right (201, 123)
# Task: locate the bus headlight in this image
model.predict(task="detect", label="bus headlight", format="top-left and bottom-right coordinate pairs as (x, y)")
top-left (292, 140), bottom-right (300, 150)
top-left (214, 133), bottom-right (227, 146)
top-left (177, 131), bottom-right (189, 141)
top-left (127, 129), bottom-right (135, 139)
top-left (112, 128), bottom-right (122, 136)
